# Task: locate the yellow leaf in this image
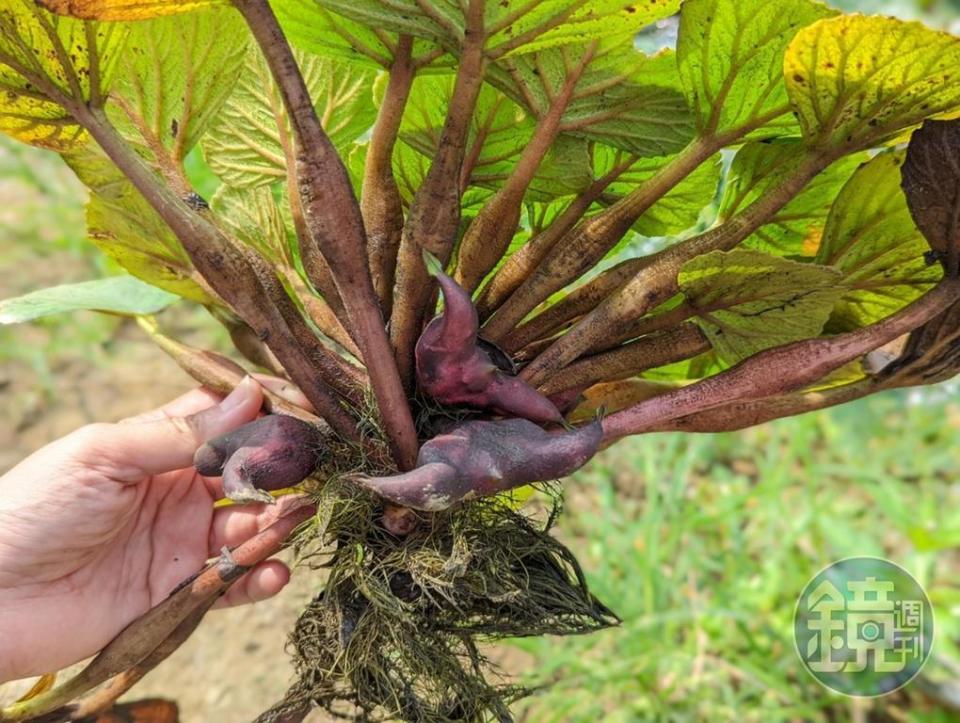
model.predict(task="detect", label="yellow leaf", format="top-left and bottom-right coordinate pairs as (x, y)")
top-left (37, 0), bottom-right (227, 21)
top-left (0, 2), bottom-right (127, 150)
top-left (785, 15), bottom-right (960, 151)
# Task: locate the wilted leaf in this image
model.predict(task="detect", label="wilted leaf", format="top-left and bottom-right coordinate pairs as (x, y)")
top-left (0, 2), bottom-right (127, 149)
top-left (108, 8), bottom-right (247, 165)
top-left (489, 45), bottom-right (694, 157)
top-left (817, 151), bottom-right (941, 329)
top-left (901, 118), bottom-right (960, 276)
top-left (0, 276), bottom-right (177, 324)
top-left (203, 44), bottom-right (376, 189)
top-left (785, 15), bottom-right (960, 151)
top-left (679, 248), bottom-right (843, 363)
top-left (677, 0), bottom-right (834, 139)
top-left (65, 144), bottom-right (215, 303)
top-left (38, 0), bottom-right (226, 20)
top-left (719, 140), bottom-right (863, 255)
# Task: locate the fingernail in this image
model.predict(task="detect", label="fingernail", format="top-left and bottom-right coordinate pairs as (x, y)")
top-left (220, 376), bottom-right (255, 412)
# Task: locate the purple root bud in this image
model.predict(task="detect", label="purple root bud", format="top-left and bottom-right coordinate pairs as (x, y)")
top-left (416, 270), bottom-right (561, 423)
top-left (194, 415), bottom-right (324, 504)
top-left (357, 418), bottom-right (603, 511)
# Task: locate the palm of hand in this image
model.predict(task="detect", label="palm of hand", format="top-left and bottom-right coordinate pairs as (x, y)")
top-left (0, 382), bottom-right (299, 681)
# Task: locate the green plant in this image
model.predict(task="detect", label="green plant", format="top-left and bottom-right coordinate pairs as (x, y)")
top-left (1, 0), bottom-right (960, 720)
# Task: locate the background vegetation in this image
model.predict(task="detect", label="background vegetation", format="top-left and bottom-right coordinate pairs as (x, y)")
top-left (2, 0), bottom-right (960, 720)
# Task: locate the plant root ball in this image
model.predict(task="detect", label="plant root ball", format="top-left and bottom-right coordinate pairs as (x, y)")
top-left (416, 269), bottom-right (562, 424)
top-left (194, 415), bottom-right (325, 504)
top-left (355, 418), bottom-right (603, 511)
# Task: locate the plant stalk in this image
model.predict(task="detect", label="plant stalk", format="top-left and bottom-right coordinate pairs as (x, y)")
top-left (482, 135), bottom-right (718, 342)
top-left (362, 35), bottom-right (415, 318)
top-left (475, 152), bottom-right (638, 320)
top-left (236, 0), bottom-right (418, 470)
top-left (389, 0), bottom-right (487, 389)
top-left (454, 42), bottom-right (595, 293)
top-left (601, 278), bottom-right (960, 440)
top-left (521, 150), bottom-right (834, 386)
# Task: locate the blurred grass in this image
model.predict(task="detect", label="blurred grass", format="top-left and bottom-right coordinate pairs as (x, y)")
top-left (511, 390), bottom-right (960, 722)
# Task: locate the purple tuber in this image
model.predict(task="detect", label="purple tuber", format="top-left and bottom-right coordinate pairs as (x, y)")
top-left (355, 418), bottom-right (603, 511)
top-left (416, 253), bottom-right (562, 424)
top-left (194, 415), bottom-right (324, 504)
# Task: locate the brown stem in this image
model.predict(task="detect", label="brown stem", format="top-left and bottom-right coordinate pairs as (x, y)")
top-left (243, 249), bottom-right (367, 406)
top-left (475, 153), bottom-right (637, 320)
top-left (538, 324), bottom-right (710, 396)
top-left (502, 256), bottom-right (649, 352)
top-left (58, 600), bottom-right (216, 720)
top-left (458, 93), bottom-right (502, 194)
top-left (483, 136), bottom-right (717, 342)
top-left (72, 105), bottom-right (359, 442)
top-left (0, 504), bottom-right (314, 722)
top-left (389, 0), bottom-right (487, 389)
top-left (601, 278), bottom-right (960, 440)
top-left (647, 379), bottom-right (876, 433)
top-left (209, 308), bottom-right (286, 375)
top-left (454, 42), bottom-right (595, 293)
top-left (136, 316), bottom-right (326, 426)
top-left (363, 35), bottom-right (415, 318)
top-left (521, 150), bottom-right (833, 386)
top-left (281, 268), bottom-right (360, 357)
top-left (237, 0), bottom-right (418, 470)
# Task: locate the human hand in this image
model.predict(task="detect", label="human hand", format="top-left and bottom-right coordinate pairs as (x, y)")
top-left (0, 377), bottom-right (311, 682)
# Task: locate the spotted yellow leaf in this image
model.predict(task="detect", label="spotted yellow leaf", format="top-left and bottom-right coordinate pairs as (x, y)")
top-left (37, 0), bottom-right (226, 21)
top-left (785, 15), bottom-right (960, 151)
top-left (0, 1), bottom-right (126, 150)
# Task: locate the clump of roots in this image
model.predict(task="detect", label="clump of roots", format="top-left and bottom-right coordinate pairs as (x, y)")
top-left (260, 475), bottom-right (618, 723)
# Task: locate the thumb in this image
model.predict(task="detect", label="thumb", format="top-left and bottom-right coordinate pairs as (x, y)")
top-left (99, 376), bottom-right (264, 481)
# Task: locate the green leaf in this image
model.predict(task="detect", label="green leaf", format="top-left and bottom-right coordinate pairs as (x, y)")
top-left (487, 0), bottom-right (681, 57)
top-left (107, 7), bottom-right (247, 165)
top-left (677, 0), bottom-right (835, 137)
top-left (0, 276), bottom-right (177, 324)
top-left (275, 0), bottom-right (443, 70)
top-left (677, 0), bottom-right (835, 139)
top-left (64, 144), bottom-right (215, 304)
top-left (203, 44), bottom-right (376, 189)
top-left (599, 146), bottom-right (721, 238)
top-left (784, 15), bottom-right (960, 151)
top-left (719, 140), bottom-right (863, 256)
top-left (37, 0), bottom-right (227, 20)
top-left (901, 119), bottom-right (960, 274)
top-left (679, 248), bottom-right (843, 363)
top-left (398, 76), bottom-right (593, 200)
top-left (313, 1), bottom-right (679, 56)
top-left (210, 184), bottom-right (291, 265)
top-left (816, 151), bottom-right (941, 330)
top-left (489, 45), bottom-right (694, 157)
top-left (0, 2), bottom-right (127, 150)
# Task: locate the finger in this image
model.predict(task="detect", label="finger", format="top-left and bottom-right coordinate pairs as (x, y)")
top-left (213, 559), bottom-right (291, 608)
top-left (119, 388), bottom-right (224, 425)
top-left (209, 496), bottom-right (314, 554)
top-left (253, 374), bottom-right (315, 412)
top-left (96, 376), bottom-right (264, 481)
